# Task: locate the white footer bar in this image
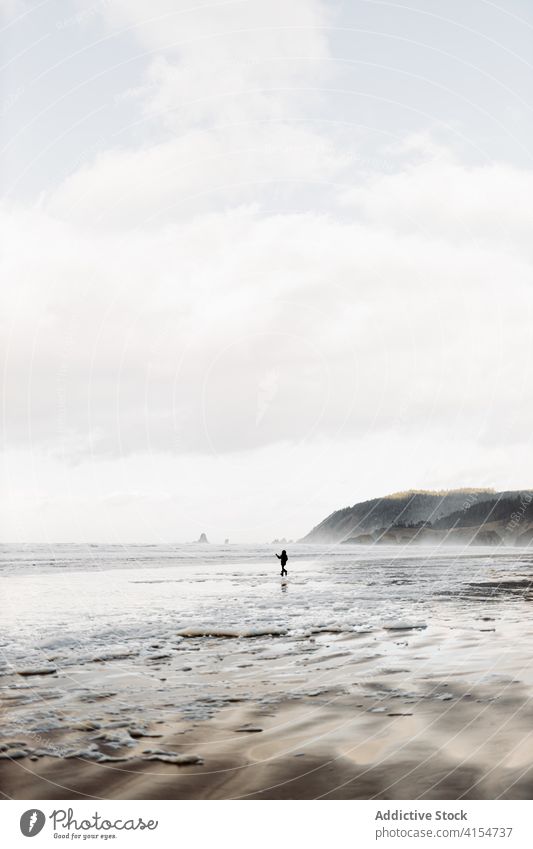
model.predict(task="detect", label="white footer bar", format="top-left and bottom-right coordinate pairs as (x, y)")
top-left (2, 799), bottom-right (532, 849)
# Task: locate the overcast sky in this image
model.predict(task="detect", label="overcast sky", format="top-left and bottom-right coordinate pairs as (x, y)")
top-left (1, 0), bottom-right (533, 543)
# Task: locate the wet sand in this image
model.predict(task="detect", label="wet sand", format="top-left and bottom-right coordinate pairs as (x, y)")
top-left (3, 621), bottom-right (533, 800)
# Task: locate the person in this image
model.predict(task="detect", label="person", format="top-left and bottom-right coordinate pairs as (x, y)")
top-left (276, 549), bottom-right (288, 577)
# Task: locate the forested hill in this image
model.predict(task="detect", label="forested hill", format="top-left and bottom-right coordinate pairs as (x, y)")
top-left (301, 489), bottom-right (533, 545)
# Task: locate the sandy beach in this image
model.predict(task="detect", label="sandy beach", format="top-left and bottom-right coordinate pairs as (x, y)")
top-left (2, 544), bottom-right (533, 800)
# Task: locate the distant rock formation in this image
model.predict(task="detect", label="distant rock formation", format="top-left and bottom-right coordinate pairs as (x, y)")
top-left (302, 489), bottom-right (533, 546)
top-left (196, 532), bottom-right (209, 544)
top-left (224, 538), bottom-right (230, 544)
top-left (271, 537), bottom-right (287, 545)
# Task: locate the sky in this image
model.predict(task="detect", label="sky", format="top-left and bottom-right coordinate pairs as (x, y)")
top-left (1, 0), bottom-right (533, 543)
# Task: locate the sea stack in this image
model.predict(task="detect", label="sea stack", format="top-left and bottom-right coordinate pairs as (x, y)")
top-left (197, 532), bottom-right (209, 543)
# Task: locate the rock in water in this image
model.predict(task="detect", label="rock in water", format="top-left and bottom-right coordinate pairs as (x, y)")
top-left (0, 749), bottom-right (30, 759)
top-left (235, 725), bottom-right (263, 733)
top-left (17, 667), bottom-right (57, 676)
top-left (144, 752), bottom-right (203, 765)
top-left (196, 533), bottom-right (209, 543)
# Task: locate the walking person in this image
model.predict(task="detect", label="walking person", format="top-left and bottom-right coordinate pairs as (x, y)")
top-left (276, 549), bottom-right (288, 577)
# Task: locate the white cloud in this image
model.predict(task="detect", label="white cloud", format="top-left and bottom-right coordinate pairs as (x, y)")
top-left (47, 123), bottom-right (347, 229)
top-left (47, 0), bottom-right (341, 231)
top-left (3, 151), bottom-right (533, 468)
top-left (100, 0), bottom-right (330, 57)
top-left (97, 0), bottom-right (332, 134)
top-left (341, 157), bottom-right (533, 254)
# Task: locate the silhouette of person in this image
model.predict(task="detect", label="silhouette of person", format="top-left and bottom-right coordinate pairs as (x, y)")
top-left (276, 549), bottom-right (288, 577)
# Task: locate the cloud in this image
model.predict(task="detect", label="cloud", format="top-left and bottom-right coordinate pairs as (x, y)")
top-left (46, 0), bottom-right (343, 231)
top-left (99, 0), bottom-right (330, 57)
top-left (46, 123), bottom-right (347, 229)
top-left (3, 148), bottom-right (533, 465)
top-left (341, 155), bottom-right (533, 253)
top-left (95, 0), bottom-right (333, 137)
